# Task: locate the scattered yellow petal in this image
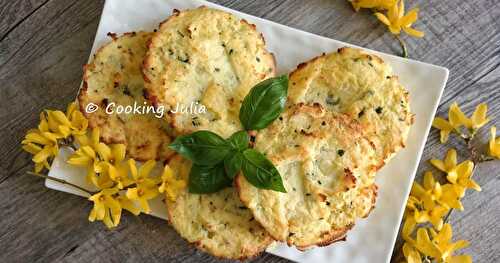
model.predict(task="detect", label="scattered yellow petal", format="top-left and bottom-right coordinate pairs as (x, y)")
top-left (489, 126), bottom-right (500, 159)
top-left (449, 102), bottom-right (472, 128)
top-left (372, 0), bottom-right (423, 38)
top-left (444, 149), bottom-right (457, 170)
top-left (470, 103), bottom-right (489, 129)
top-left (350, 0), bottom-right (397, 11)
top-left (402, 24), bottom-right (424, 38)
top-left (374, 12), bottom-right (391, 26)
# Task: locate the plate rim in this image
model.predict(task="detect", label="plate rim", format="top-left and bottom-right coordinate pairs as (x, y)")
top-left (46, 0), bottom-right (450, 262)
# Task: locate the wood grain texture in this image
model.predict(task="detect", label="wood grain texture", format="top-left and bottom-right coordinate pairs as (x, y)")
top-left (0, 0), bottom-right (498, 262)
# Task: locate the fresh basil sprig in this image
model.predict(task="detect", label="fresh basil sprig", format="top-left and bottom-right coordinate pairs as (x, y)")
top-left (239, 75), bottom-right (288, 130)
top-left (224, 131), bottom-right (249, 179)
top-left (169, 131), bottom-right (231, 166)
top-left (169, 75), bottom-right (289, 193)
top-left (227, 130), bottom-right (249, 151)
top-left (241, 149), bottom-right (286, 192)
top-left (224, 152), bottom-right (244, 179)
top-left (188, 163), bottom-right (232, 194)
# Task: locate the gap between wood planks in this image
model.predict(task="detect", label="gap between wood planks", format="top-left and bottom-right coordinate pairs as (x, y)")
top-left (0, 0), bottom-right (52, 42)
top-left (440, 52), bottom-right (500, 107)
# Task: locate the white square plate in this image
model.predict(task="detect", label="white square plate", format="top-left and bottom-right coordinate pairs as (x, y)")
top-left (46, 0), bottom-right (449, 262)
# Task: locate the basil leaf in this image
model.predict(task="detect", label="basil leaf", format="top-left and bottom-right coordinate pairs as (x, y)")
top-left (239, 75), bottom-right (288, 130)
top-left (188, 163), bottom-right (232, 194)
top-left (228, 130), bottom-right (249, 151)
top-left (169, 130), bottom-right (231, 165)
top-left (224, 152), bottom-right (244, 179)
top-left (241, 149), bottom-right (286, 192)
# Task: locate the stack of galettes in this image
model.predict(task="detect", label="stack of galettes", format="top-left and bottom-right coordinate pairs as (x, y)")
top-left (78, 6), bottom-right (413, 260)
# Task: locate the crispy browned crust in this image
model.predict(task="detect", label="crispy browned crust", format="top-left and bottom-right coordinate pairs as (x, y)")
top-left (240, 19), bottom-right (256, 30)
top-left (343, 168), bottom-right (357, 191)
top-left (269, 52), bottom-right (277, 76)
top-left (297, 225), bottom-right (352, 250)
top-left (337, 46), bottom-right (385, 64)
top-left (360, 184), bottom-right (379, 219)
top-left (198, 237), bottom-right (273, 261)
top-left (289, 48), bottom-right (387, 97)
top-left (288, 53), bottom-right (326, 81)
top-left (77, 79), bottom-right (89, 121)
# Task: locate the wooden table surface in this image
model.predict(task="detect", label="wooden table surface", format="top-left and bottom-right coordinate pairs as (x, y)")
top-left (1, 0), bottom-right (499, 262)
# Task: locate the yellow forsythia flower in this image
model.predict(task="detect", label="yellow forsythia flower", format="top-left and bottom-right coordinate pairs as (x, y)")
top-left (126, 160), bottom-right (161, 214)
top-left (469, 103), bottom-right (489, 130)
top-left (68, 128), bottom-right (114, 188)
top-left (415, 171), bottom-right (463, 210)
top-left (116, 195), bottom-right (141, 216)
top-left (374, 0), bottom-right (424, 37)
top-left (402, 241), bottom-right (422, 263)
top-left (72, 127), bottom-right (115, 164)
top-left (73, 125), bottom-right (99, 148)
top-left (408, 185), bottom-right (447, 229)
top-left (46, 110), bottom-right (72, 138)
top-left (414, 227), bottom-right (442, 258)
top-left (350, 0), bottom-right (396, 11)
top-left (402, 216), bottom-right (416, 240)
top-left (68, 144), bottom-right (106, 188)
top-left (66, 102), bottom-right (88, 135)
top-left (428, 224), bottom-right (472, 263)
top-left (410, 225), bottom-right (471, 262)
top-left (448, 102), bottom-right (472, 128)
top-left (433, 102), bottom-right (489, 142)
top-left (88, 188), bottom-right (121, 228)
top-left (439, 184), bottom-right (464, 211)
top-left (96, 144), bottom-right (133, 189)
top-left (442, 102), bottom-right (489, 132)
top-left (432, 117), bottom-right (455, 143)
top-left (430, 149), bottom-right (480, 197)
top-left (22, 122), bottom-right (60, 173)
top-left (21, 102), bottom-right (89, 173)
top-left (413, 204), bottom-right (448, 231)
top-left (489, 126), bottom-right (500, 158)
top-left (432, 102), bottom-right (468, 143)
top-left (430, 149), bottom-right (458, 181)
top-left (88, 189), bottom-right (142, 228)
top-left (404, 196), bottom-right (421, 223)
top-left (106, 161), bottom-right (134, 189)
top-left (158, 164), bottom-right (187, 201)
top-left (21, 102), bottom-right (89, 172)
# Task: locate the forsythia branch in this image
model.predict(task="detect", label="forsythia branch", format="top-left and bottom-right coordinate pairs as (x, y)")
top-left (394, 34), bottom-right (408, 58)
top-left (27, 171), bottom-right (94, 196)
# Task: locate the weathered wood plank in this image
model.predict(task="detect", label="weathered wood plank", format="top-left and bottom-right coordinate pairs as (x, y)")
top-left (0, 0), bottom-right (498, 262)
top-left (0, 0), bottom-right (50, 39)
top-left (0, 0), bottom-right (103, 181)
